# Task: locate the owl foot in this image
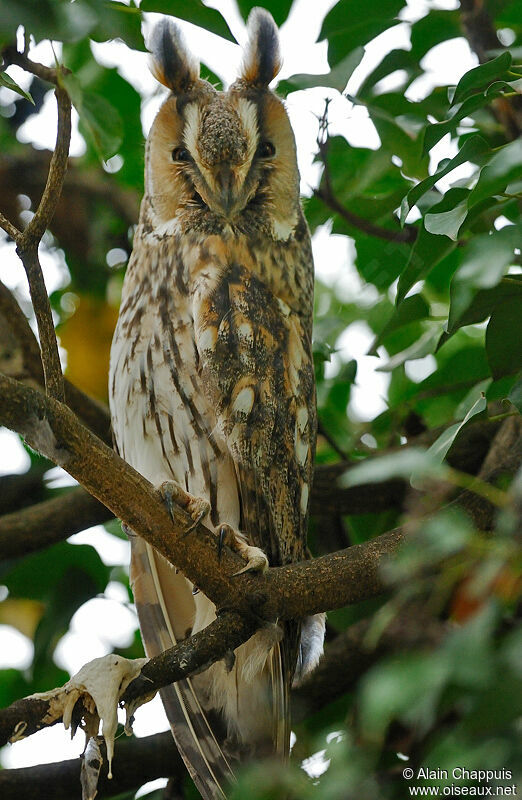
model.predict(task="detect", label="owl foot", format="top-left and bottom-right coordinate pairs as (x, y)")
top-left (216, 523), bottom-right (269, 576)
top-left (158, 480), bottom-right (210, 533)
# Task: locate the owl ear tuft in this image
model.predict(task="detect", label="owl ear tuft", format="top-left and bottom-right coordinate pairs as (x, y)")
top-left (239, 8), bottom-right (282, 88)
top-left (149, 19), bottom-right (200, 93)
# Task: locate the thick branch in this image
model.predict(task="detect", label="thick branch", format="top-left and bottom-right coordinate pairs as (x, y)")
top-left (0, 381), bottom-right (518, 749)
top-left (0, 731), bottom-right (182, 800)
top-left (0, 373), bottom-right (401, 622)
top-left (0, 401), bottom-right (503, 560)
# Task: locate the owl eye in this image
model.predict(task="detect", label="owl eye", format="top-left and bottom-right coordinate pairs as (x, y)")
top-left (256, 141), bottom-right (275, 159)
top-left (172, 147), bottom-right (191, 162)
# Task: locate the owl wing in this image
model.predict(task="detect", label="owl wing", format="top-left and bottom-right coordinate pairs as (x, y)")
top-left (193, 256), bottom-right (316, 749)
top-left (194, 260), bottom-right (316, 566)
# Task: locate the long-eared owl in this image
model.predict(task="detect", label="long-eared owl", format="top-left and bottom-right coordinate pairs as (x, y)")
top-left (109, 8), bottom-right (325, 798)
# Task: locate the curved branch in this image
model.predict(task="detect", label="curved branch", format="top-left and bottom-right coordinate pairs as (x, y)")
top-left (1, 46), bottom-right (67, 86)
top-left (21, 87), bottom-right (71, 246)
top-left (13, 85), bottom-right (71, 403)
top-left (313, 185), bottom-right (417, 244)
top-left (0, 373), bottom-right (399, 621)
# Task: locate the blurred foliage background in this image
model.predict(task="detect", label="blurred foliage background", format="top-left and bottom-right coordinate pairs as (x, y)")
top-left (0, 0), bottom-right (521, 798)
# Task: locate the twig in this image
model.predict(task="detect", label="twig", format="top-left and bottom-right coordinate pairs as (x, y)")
top-left (14, 84), bottom-right (71, 402)
top-left (314, 101), bottom-right (417, 244)
top-left (0, 211), bottom-right (20, 241)
top-left (0, 49), bottom-right (72, 402)
top-left (1, 46), bottom-right (68, 86)
top-left (21, 87), bottom-right (71, 244)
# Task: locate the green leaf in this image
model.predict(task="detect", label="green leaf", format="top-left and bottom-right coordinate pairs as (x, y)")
top-left (0, 0), bottom-right (98, 45)
top-left (497, 0), bottom-right (522, 24)
top-left (62, 73), bottom-right (123, 160)
top-left (422, 86), bottom-right (511, 153)
top-left (355, 237), bottom-right (411, 290)
top-left (468, 138), bottom-right (522, 208)
top-left (278, 48), bottom-right (364, 95)
top-left (140, 0), bottom-right (234, 42)
top-left (86, 0), bottom-right (146, 51)
top-left (0, 71), bottom-right (34, 103)
top-left (236, 0), bottom-right (293, 26)
top-left (443, 277), bottom-right (522, 349)
top-left (397, 188), bottom-right (467, 304)
top-left (448, 226), bottom-right (522, 330)
top-left (409, 9), bottom-right (462, 60)
top-left (377, 327), bottom-right (440, 372)
top-left (357, 48), bottom-right (420, 98)
top-left (424, 199), bottom-right (469, 240)
top-left (320, 0), bottom-right (405, 66)
top-left (359, 651), bottom-right (450, 741)
top-left (370, 293), bottom-right (429, 354)
top-left (452, 51), bottom-right (512, 106)
top-left (508, 373), bottom-right (522, 413)
top-left (486, 295), bottom-right (522, 379)
top-left (400, 135), bottom-right (489, 224)
top-left (424, 394), bottom-right (487, 467)
top-left (339, 447), bottom-right (447, 487)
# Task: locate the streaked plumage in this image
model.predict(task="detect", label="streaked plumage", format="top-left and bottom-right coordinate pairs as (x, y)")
top-left (109, 9), bottom-right (324, 798)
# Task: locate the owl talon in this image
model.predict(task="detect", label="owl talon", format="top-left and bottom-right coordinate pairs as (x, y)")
top-left (214, 523), bottom-right (269, 575)
top-left (231, 549), bottom-right (269, 576)
top-left (217, 526), bottom-right (227, 560)
top-left (158, 480), bottom-right (210, 532)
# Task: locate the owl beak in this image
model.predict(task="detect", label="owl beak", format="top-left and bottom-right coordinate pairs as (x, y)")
top-left (214, 164), bottom-right (237, 217)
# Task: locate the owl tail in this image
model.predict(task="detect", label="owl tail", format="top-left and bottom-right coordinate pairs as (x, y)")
top-left (130, 535), bottom-right (235, 799)
top-left (129, 535), bottom-right (288, 799)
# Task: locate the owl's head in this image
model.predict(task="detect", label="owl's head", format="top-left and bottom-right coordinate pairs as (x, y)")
top-left (145, 9), bottom-right (300, 240)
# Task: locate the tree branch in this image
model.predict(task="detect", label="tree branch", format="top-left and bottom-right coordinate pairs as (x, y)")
top-left (314, 102), bottom-right (418, 244)
top-left (0, 372), bottom-right (401, 622)
top-left (0, 487), bottom-right (109, 559)
top-left (0, 49), bottom-right (72, 403)
top-left (0, 731), bottom-right (183, 800)
top-left (0, 402), bottom-right (502, 560)
top-left (13, 84), bottom-right (71, 403)
top-left (0, 612), bottom-right (258, 748)
top-left (1, 46), bottom-right (68, 87)
top-left (0, 380), bottom-right (518, 751)
top-left (0, 279), bottom-right (111, 442)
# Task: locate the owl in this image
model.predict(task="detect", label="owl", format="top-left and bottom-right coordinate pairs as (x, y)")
top-left (109, 9), bottom-right (324, 798)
